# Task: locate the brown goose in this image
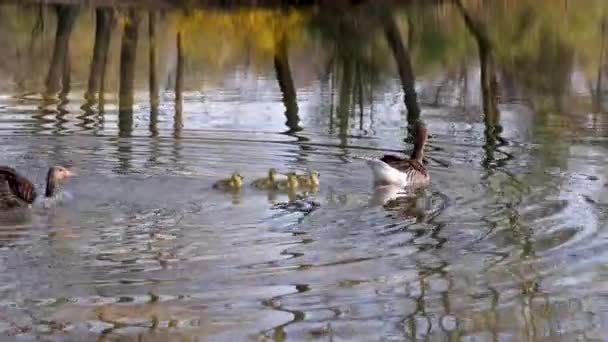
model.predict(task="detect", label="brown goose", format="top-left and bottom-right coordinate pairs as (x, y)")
top-left (364, 122), bottom-right (429, 187)
top-left (0, 166), bottom-right (74, 209)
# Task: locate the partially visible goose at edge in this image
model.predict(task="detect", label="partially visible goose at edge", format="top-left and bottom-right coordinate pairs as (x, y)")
top-left (364, 121), bottom-right (430, 188)
top-left (0, 166), bottom-right (75, 210)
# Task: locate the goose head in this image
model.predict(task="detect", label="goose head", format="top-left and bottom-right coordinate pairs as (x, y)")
top-left (46, 166), bottom-right (75, 197)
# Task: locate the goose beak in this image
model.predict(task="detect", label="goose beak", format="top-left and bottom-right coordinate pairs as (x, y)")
top-left (65, 169), bottom-right (77, 177)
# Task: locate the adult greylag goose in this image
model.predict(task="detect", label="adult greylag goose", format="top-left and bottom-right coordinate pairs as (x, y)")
top-left (364, 122), bottom-right (429, 188)
top-left (0, 166), bottom-right (75, 209)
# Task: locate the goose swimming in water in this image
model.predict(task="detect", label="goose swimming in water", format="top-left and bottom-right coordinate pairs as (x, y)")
top-left (364, 122), bottom-right (429, 188)
top-left (0, 166), bottom-right (75, 209)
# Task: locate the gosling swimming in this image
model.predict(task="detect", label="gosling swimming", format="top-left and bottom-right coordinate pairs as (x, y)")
top-left (296, 169), bottom-right (320, 188)
top-left (274, 172), bottom-right (299, 191)
top-left (213, 172), bottom-right (244, 190)
top-left (251, 168), bottom-right (278, 190)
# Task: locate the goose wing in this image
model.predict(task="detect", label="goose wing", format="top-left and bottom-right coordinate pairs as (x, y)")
top-left (0, 166), bottom-right (38, 204)
top-left (380, 155), bottom-right (427, 175)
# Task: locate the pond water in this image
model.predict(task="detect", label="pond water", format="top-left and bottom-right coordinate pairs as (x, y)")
top-left (0, 1), bottom-right (608, 341)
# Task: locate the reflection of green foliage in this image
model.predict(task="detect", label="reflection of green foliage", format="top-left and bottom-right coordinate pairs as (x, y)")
top-left (306, 4), bottom-right (472, 81)
top-left (307, 6), bottom-right (393, 80)
top-left (487, 1), bottom-right (608, 81)
top-left (0, 1), bottom-right (607, 106)
top-left (401, 1), bottom-right (608, 111)
top-left (398, 6), bottom-right (473, 75)
top-left (0, 5), bottom-right (103, 92)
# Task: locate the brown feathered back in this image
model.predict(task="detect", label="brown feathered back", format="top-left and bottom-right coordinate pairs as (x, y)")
top-left (0, 166), bottom-right (38, 204)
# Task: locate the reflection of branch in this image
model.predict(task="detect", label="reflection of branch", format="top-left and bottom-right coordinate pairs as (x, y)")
top-left (454, 0), bottom-right (491, 51)
top-left (174, 31), bottom-right (184, 137)
top-left (149, 11), bottom-right (159, 135)
top-left (433, 76), bottom-right (450, 106)
top-left (383, 12), bottom-right (420, 124)
top-left (274, 33), bottom-right (301, 133)
top-left (322, 52), bottom-right (335, 82)
top-left (31, 4), bottom-right (46, 37)
top-left (459, 61), bottom-right (468, 109)
top-left (594, 17), bottom-right (607, 113)
top-left (337, 59), bottom-right (353, 146)
top-left (329, 64), bottom-right (336, 133)
top-left (28, 4), bottom-right (46, 57)
top-left (356, 63), bottom-right (364, 129)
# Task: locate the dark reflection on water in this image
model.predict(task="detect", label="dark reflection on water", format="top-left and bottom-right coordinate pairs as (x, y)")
top-left (0, 1), bottom-right (608, 340)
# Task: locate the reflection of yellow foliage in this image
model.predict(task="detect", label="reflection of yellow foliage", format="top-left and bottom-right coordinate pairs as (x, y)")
top-left (172, 9), bottom-right (309, 70)
top-left (117, 13), bottom-right (131, 27)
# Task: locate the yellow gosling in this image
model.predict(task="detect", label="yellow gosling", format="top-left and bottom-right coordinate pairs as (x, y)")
top-left (213, 172), bottom-right (244, 190)
top-left (274, 172), bottom-right (299, 191)
top-left (296, 169), bottom-right (320, 188)
top-left (251, 168), bottom-right (278, 190)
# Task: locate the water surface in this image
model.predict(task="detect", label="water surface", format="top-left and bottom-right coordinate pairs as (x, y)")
top-left (0, 2), bottom-right (607, 340)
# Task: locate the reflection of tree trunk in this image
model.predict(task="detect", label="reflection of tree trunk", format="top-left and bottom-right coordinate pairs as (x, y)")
top-left (118, 10), bottom-right (141, 137)
top-left (356, 63), bottom-right (364, 130)
top-left (337, 59), bottom-right (353, 147)
top-left (148, 11), bottom-right (159, 135)
top-left (149, 11), bottom-right (159, 114)
top-left (45, 5), bottom-right (78, 98)
top-left (383, 12), bottom-right (420, 124)
top-left (407, 17), bottom-right (415, 47)
top-left (459, 61), bottom-right (468, 109)
top-left (594, 18), bottom-right (607, 113)
top-left (58, 41), bottom-right (71, 109)
top-left (31, 4), bottom-right (46, 41)
top-left (98, 13), bottom-right (113, 115)
top-left (117, 140), bottom-right (133, 174)
top-left (480, 48), bottom-right (498, 126)
top-left (85, 8), bottom-right (113, 106)
top-left (455, 0), bottom-right (500, 163)
top-left (433, 76), bottom-right (450, 106)
top-left (174, 31), bottom-right (184, 138)
top-left (321, 55), bottom-right (336, 133)
top-left (455, 0), bottom-right (498, 117)
top-left (329, 64), bottom-right (336, 133)
top-left (273, 33), bottom-right (300, 133)
top-left (322, 52), bottom-right (335, 84)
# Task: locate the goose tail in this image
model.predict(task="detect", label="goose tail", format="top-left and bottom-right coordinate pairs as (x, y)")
top-left (354, 156), bottom-right (402, 186)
